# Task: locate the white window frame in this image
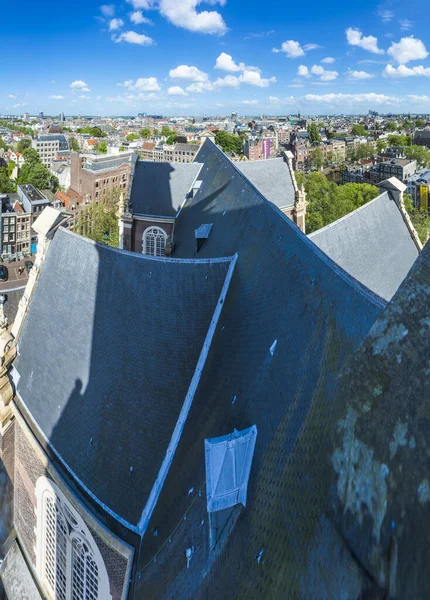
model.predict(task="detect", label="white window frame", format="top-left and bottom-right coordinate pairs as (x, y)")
top-left (35, 476), bottom-right (111, 600)
top-left (142, 226), bottom-right (167, 257)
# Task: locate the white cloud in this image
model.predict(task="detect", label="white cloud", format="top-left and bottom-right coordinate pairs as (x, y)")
top-left (213, 75), bottom-right (240, 88)
top-left (347, 69), bottom-right (374, 80)
top-left (100, 4), bottom-right (115, 17)
top-left (408, 95), bottom-right (430, 103)
top-left (239, 70), bottom-right (276, 87)
top-left (321, 57), bottom-right (335, 64)
top-left (346, 27), bottom-right (384, 54)
top-left (127, 0), bottom-right (155, 8)
top-left (310, 65), bottom-right (338, 81)
top-left (167, 86), bottom-right (188, 96)
top-left (268, 96), bottom-right (296, 105)
top-left (383, 64), bottom-right (430, 77)
top-left (169, 65), bottom-right (208, 82)
top-left (303, 92), bottom-right (398, 105)
top-left (49, 95), bottom-right (65, 100)
top-left (387, 36), bottom-right (428, 64)
top-left (117, 77), bottom-right (161, 90)
top-left (49, 80), bottom-right (56, 84)
top-left (79, 95), bottom-right (91, 100)
top-left (114, 30), bottom-right (154, 45)
top-left (215, 52), bottom-right (260, 73)
top-left (272, 40), bottom-right (305, 58)
top-left (186, 82), bottom-right (215, 93)
top-left (242, 100), bottom-right (258, 105)
top-left (70, 80), bottom-right (91, 92)
top-left (109, 18), bottom-right (124, 30)
top-left (130, 10), bottom-right (152, 24)
top-left (297, 65), bottom-right (310, 78)
top-left (399, 19), bottom-right (413, 31)
top-left (245, 30), bottom-right (275, 40)
top-left (303, 44), bottom-right (322, 51)
top-left (158, 0), bottom-right (227, 34)
top-left (377, 7), bottom-right (395, 23)
top-left (8, 94), bottom-right (17, 99)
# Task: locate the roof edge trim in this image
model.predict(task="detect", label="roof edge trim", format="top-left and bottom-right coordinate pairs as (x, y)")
top-left (136, 252), bottom-right (238, 535)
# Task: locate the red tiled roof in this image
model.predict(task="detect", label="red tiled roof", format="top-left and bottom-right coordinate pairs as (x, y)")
top-left (12, 201), bottom-right (24, 214)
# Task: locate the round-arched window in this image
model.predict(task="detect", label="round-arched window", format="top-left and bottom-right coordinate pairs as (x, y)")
top-left (143, 226), bottom-right (167, 257)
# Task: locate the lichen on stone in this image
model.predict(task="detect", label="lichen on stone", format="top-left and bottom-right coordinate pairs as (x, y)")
top-left (332, 407), bottom-right (388, 543)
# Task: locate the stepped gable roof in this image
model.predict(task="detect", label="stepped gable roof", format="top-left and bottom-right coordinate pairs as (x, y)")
top-left (129, 160), bottom-right (202, 217)
top-left (14, 228), bottom-right (234, 527)
top-left (309, 191), bottom-right (419, 301)
top-left (135, 139), bottom-right (389, 597)
top-left (236, 157), bottom-right (295, 210)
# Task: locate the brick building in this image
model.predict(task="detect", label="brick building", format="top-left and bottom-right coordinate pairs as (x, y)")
top-left (69, 151), bottom-right (137, 204)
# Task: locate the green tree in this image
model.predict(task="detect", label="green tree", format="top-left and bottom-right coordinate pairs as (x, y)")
top-left (7, 160), bottom-right (15, 177)
top-left (69, 137), bottom-right (80, 152)
top-left (415, 119), bottom-right (426, 128)
top-left (307, 123), bottom-right (321, 143)
top-left (140, 128), bottom-right (151, 139)
top-left (356, 143), bottom-right (375, 159)
top-left (76, 126), bottom-right (106, 138)
top-left (310, 147), bottom-right (324, 170)
top-left (152, 129), bottom-right (160, 136)
top-left (126, 133), bottom-right (139, 142)
top-left (95, 141), bottom-right (107, 154)
top-left (387, 134), bottom-right (411, 147)
top-left (166, 133), bottom-right (177, 145)
top-left (403, 145), bottom-right (430, 168)
top-left (376, 139), bottom-right (387, 154)
top-left (299, 171), bottom-right (379, 234)
top-left (0, 167), bottom-right (15, 193)
top-left (16, 138), bottom-right (31, 153)
top-left (385, 121), bottom-right (398, 132)
top-left (215, 130), bottom-right (243, 154)
top-left (403, 193), bottom-right (430, 243)
top-left (18, 148), bottom-right (59, 192)
top-left (75, 204), bottom-right (119, 248)
top-left (161, 126), bottom-right (173, 137)
top-left (351, 124), bottom-right (367, 136)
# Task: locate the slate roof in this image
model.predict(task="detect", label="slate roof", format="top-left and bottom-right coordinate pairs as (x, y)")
top-left (309, 191), bottom-right (419, 301)
top-left (134, 139), bottom-right (388, 598)
top-left (236, 158), bottom-right (295, 210)
top-left (129, 160), bottom-right (202, 217)
top-left (14, 228), bottom-right (233, 526)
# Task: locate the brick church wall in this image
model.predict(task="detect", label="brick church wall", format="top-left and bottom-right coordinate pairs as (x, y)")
top-left (14, 418), bottom-right (132, 600)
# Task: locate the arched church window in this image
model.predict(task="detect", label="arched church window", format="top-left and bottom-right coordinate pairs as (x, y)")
top-left (35, 477), bottom-right (111, 600)
top-left (143, 226), bottom-right (167, 257)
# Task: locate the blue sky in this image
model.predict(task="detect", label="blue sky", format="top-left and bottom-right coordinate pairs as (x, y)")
top-left (1, 0), bottom-right (430, 116)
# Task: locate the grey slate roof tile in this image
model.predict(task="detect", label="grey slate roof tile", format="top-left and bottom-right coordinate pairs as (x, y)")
top-left (130, 160), bottom-right (202, 217)
top-left (14, 228), bottom-right (232, 525)
top-left (236, 158), bottom-right (295, 209)
top-left (309, 192), bottom-right (419, 301)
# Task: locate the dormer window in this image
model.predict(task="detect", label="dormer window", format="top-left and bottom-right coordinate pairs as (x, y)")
top-left (195, 223), bottom-right (213, 252)
top-left (205, 425), bottom-right (257, 548)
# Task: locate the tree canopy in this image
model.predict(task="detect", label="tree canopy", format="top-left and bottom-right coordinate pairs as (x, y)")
top-left (76, 126), bottom-right (106, 138)
top-left (403, 145), bottom-right (430, 168)
top-left (215, 130), bottom-right (243, 154)
top-left (95, 141), bottom-right (108, 154)
top-left (16, 138), bottom-right (31, 153)
top-left (126, 133), bottom-right (139, 142)
top-left (351, 124), bottom-right (367, 136)
top-left (387, 134), bottom-right (412, 146)
top-left (0, 167), bottom-right (15, 193)
top-left (17, 148), bottom-right (59, 192)
top-left (384, 121), bottom-right (398, 132)
top-left (69, 137), bottom-right (80, 152)
top-left (295, 171), bottom-right (379, 234)
top-left (310, 147), bottom-right (324, 170)
top-left (307, 123), bottom-right (321, 143)
top-left (75, 204), bottom-right (119, 248)
top-left (140, 128), bottom-right (151, 139)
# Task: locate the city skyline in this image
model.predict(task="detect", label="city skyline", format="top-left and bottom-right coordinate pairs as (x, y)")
top-left (2, 0), bottom-right (430, 116)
